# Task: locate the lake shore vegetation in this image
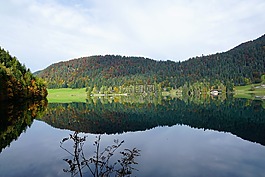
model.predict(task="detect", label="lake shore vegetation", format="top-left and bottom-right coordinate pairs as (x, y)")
top-left (0, 47), bottom-right (48, 101)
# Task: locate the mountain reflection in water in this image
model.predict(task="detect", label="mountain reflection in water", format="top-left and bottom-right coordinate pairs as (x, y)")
top-left (1, 96), bottom-right (265, 177)
top-left (39, 96), bottom-right (265, 146)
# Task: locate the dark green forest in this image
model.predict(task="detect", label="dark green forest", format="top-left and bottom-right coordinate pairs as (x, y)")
top-left (0, 47), bottom-right (48, 101)
top-left (39, 98), bottom-right (265, 146)
top-left (36, 34), bottom-right (265, 92)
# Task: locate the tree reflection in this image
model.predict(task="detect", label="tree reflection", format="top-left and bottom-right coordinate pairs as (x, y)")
top-left (42, 98), bottom-right (265, 145)
top-left (60, 132), bottom-right (140, 177)
top-left (0, 99), bottom-right (47, 153)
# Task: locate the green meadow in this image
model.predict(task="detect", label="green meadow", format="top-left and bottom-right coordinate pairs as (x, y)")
top-left (47, 88), bottom-right (87, 103)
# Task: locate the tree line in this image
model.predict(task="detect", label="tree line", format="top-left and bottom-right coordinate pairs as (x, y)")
top-left (0, 47), bottom-right (48, 101)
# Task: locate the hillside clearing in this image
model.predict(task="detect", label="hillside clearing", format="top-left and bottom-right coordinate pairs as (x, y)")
top-left (47, 88), bottom-right (87, 103)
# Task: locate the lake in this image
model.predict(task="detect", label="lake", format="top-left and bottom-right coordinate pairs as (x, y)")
top-left (0, 95), bottom-right (265, 177)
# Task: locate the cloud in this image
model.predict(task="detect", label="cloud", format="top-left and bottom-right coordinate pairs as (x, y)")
top-left (0, 0), bottom-right (264, 71)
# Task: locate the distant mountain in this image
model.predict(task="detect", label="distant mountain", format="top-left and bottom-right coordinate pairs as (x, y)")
top-left (36, 34), bottom-right (265, 89)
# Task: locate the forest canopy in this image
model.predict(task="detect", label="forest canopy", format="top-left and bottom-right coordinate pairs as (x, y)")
top-left (0, 47), bottom-right (47, 101)
top-left (36, 34), bottom-right (265, 93)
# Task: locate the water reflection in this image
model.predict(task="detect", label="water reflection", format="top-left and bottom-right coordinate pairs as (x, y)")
top-left (60, 132), bottom-right (140, 177)
top-left (0, 96), bottom-right (265, 177)
top-left (40, 97), bottom-right (265, 146)
top-left (0, 100), bottom-right (47, 153)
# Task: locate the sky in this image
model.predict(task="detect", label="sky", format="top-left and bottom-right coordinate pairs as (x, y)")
top-left (0, 0), bottom-right (264, 72)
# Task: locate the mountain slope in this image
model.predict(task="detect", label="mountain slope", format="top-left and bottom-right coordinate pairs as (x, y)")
top-left (180, 34), bottom-right (265, 85)
top-left (36, 55), bottom-right (175, 88)
top-left (36, 34), bottom-right (265, 89)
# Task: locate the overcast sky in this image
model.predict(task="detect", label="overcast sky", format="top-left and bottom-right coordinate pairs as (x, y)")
top-left (0, 0), bottom-right (264, 72)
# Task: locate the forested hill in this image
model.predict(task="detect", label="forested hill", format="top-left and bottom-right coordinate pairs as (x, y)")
top-left (0, 47), bottom-right (48, 101)
top-left (36, 34), bottom-right (265, 89)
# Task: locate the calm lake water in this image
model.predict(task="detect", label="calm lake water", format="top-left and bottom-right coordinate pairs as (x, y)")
top-left (0, 96), bottom-right (265, 177)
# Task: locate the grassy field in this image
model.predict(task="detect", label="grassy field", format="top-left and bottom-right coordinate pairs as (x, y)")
top-left (234, 84), bottom-right (265, 99)
top-left (47, 88), bottom-right (87, 103)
